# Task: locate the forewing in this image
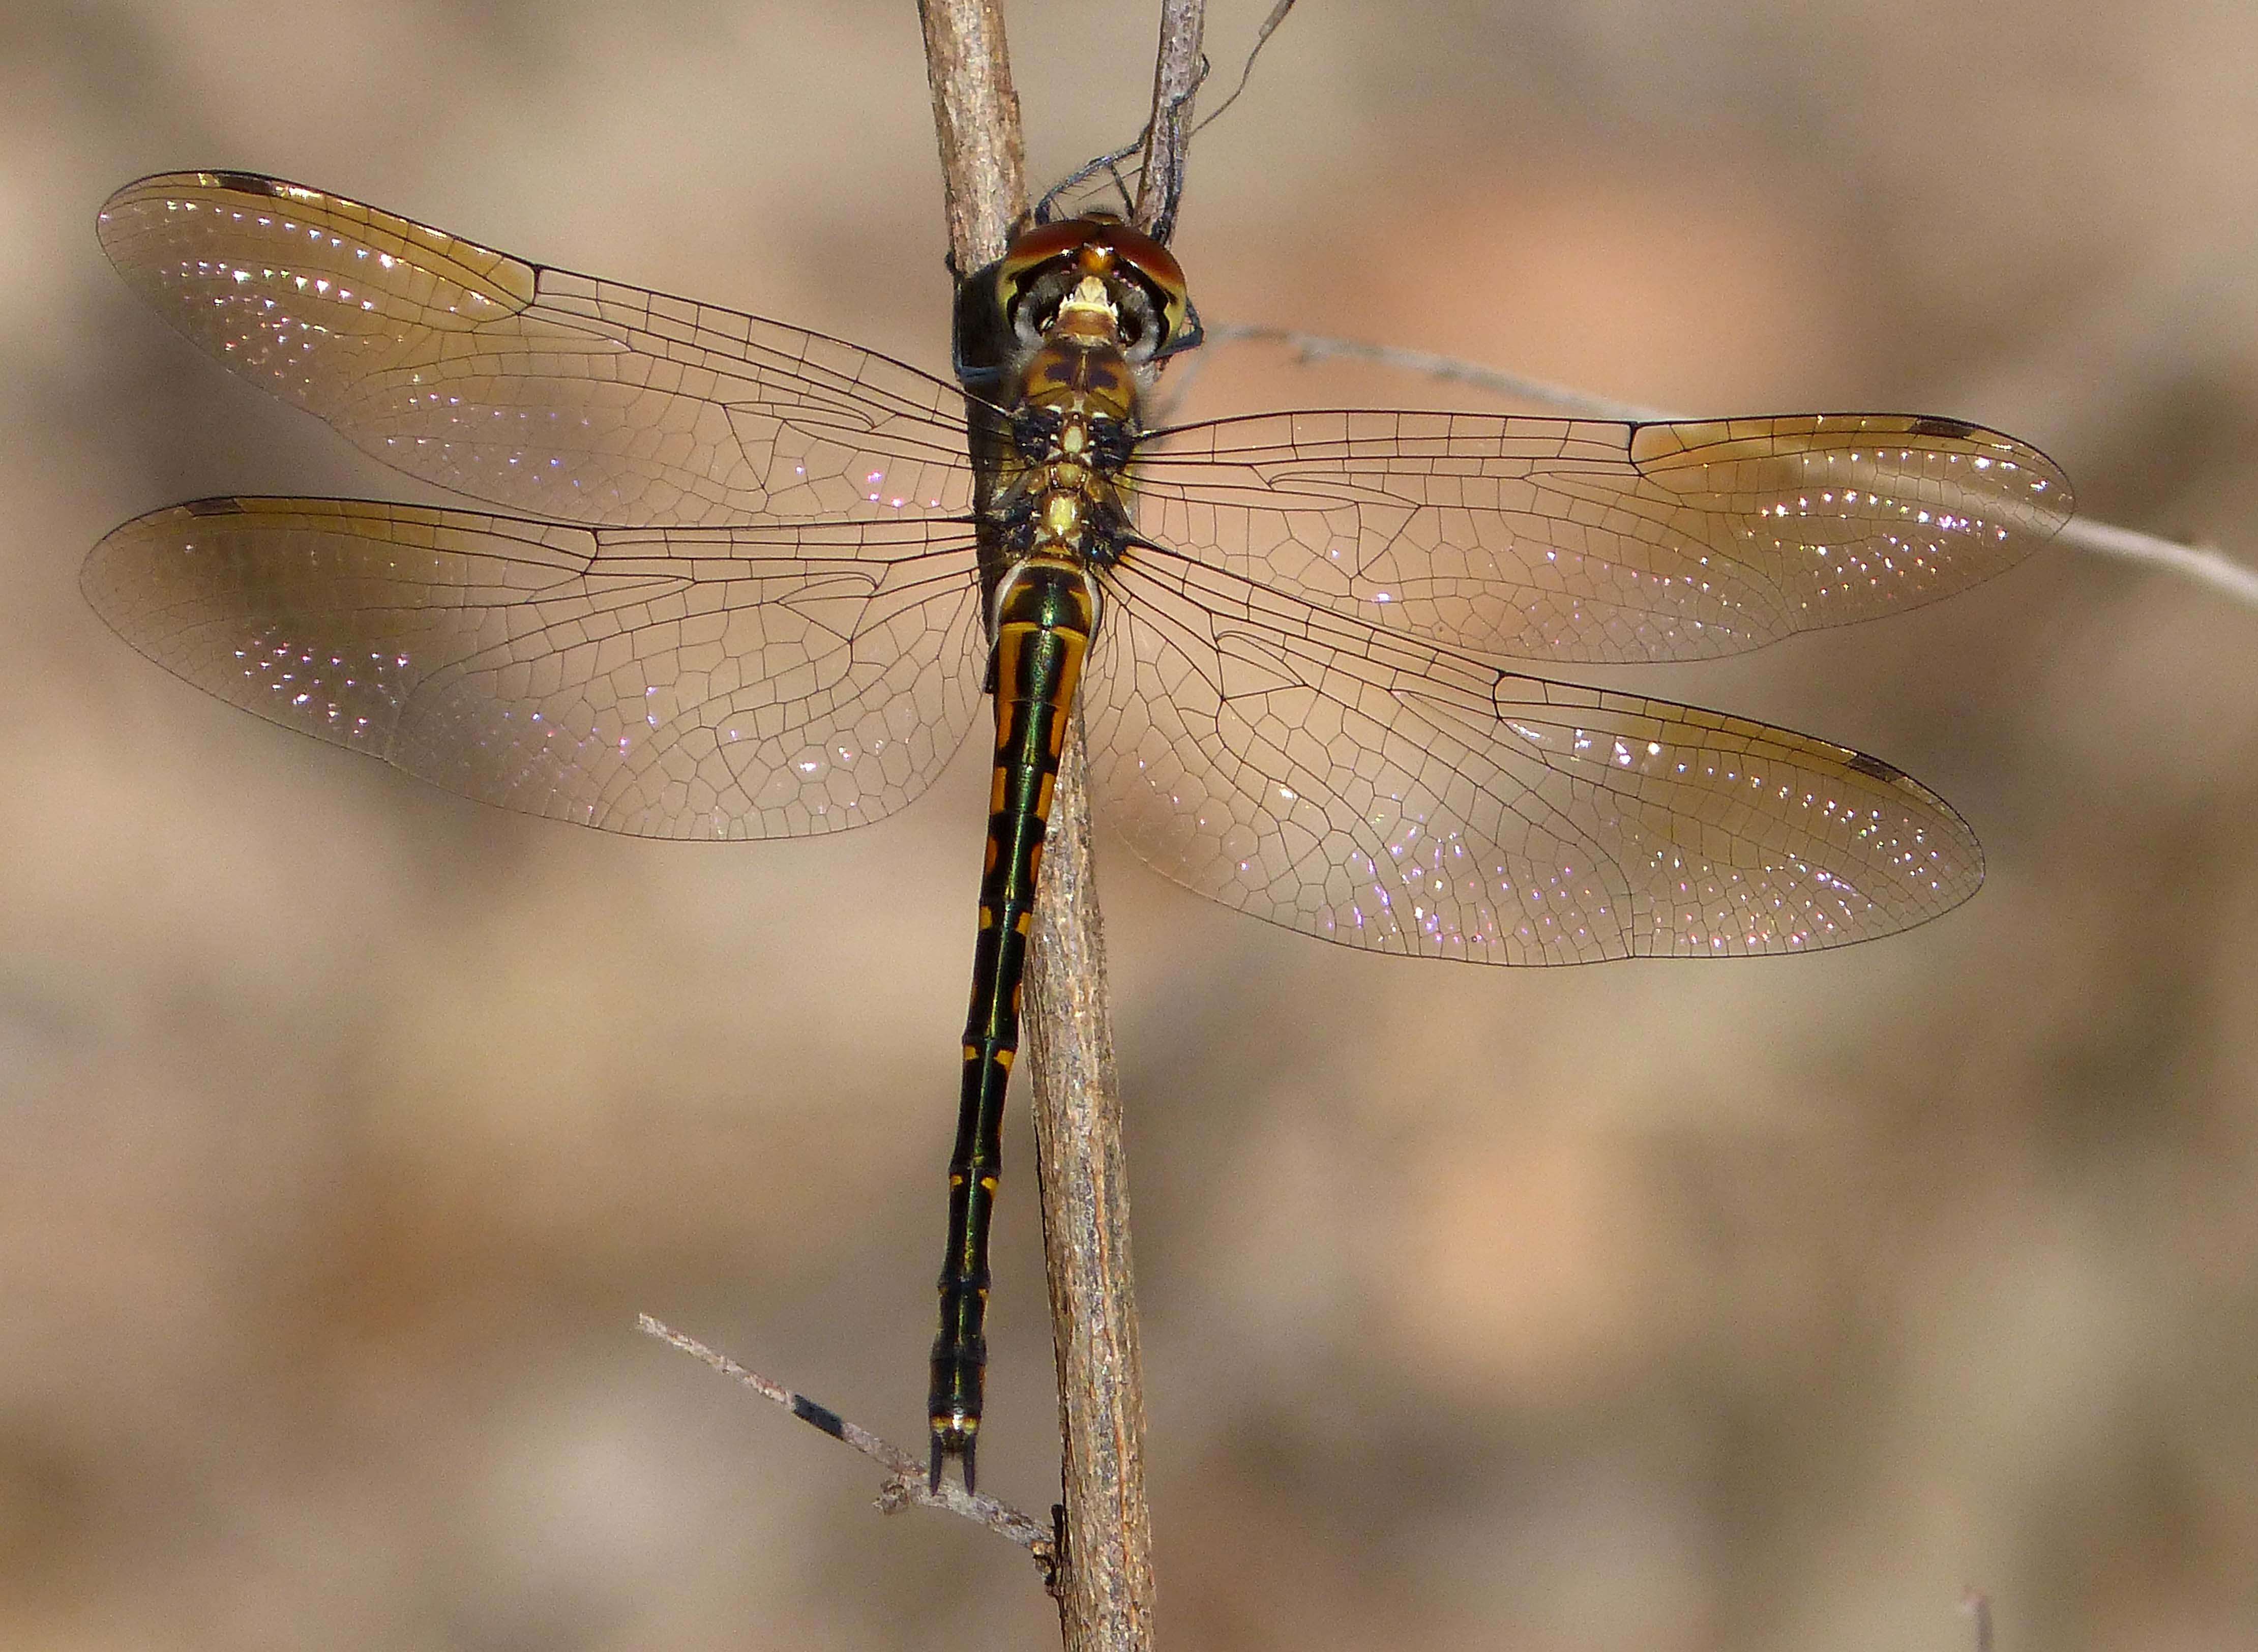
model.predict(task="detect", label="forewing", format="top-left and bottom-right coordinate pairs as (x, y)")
top-left (1133, 410), bottom-right (2068, 663)
top-left (1085, 548), bottom-right (1981, 963)
top-left (84, 497), bottom-right (987, 839)
top-left (98, 172), bottom-right (975, 528)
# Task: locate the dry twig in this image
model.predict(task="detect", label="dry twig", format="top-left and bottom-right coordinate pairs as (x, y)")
top-left (638, 1316), bottom-right (1056, 1562)
top-left (1133, 2), bottom-right (1204, 243)
top-left (655, 2), bottom-right (1225, 1644)
top-left (648, 5), bottom-right (1173, 1636)
top-left (922, 7), bottom-right (1215, 1645)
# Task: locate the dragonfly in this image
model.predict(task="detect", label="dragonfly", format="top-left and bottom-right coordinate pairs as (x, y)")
top-left (85, 170), bottom-right (2070, 1492)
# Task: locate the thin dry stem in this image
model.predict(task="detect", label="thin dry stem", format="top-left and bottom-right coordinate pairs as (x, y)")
top-left (661, 9), bottom-right (1223, 1639)
top-left (637, 1316), bottom-right (1056, 1561)
top-left (1023, 728), bottom-right (1148, 1649)
top-left (1134, 1), bottom-right (1205, 241)
top-left (1204, 320), bottom-right (1676, 421)
top-left (2053, 515), bottom-right (2258, 607)
top-left (924, 4), bottom-right (1194, 1648)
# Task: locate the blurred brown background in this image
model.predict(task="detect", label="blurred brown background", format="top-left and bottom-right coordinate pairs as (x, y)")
top-left (5, 3), bottom-right (2255, 1648)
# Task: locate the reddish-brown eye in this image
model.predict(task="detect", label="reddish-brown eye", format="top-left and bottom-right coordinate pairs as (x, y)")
top-left (999, 219), bottom-right (1097, 278)
top-left (1085, 221), bottom-right (1191, 355)
top-left (1088, 221), bottom-right (1186, 312)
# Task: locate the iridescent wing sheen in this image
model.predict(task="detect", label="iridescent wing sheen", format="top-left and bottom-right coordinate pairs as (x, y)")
top-left (84, 497), bottom-right (987, 839)
top-left (1084, 543), bottom-right (1982, 964)
top-left (1132, 410), bottom-right (2069, 663)
top-left (97, 172), bottom-right (975, 528)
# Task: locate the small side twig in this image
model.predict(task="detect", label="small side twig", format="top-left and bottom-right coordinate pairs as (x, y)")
top-left (1133, 1), bottom-right (1205, 242)
top-left (1205, 320), bottom-right (1676, 422)
top-left (1209, 321), bottom-right (2258, 612)
top-left (637, 1317), bottom-right (1057, 1563)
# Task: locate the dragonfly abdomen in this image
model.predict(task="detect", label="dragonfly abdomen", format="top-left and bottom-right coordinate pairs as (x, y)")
top-left (929, 554), bottom-right (1098, 1492)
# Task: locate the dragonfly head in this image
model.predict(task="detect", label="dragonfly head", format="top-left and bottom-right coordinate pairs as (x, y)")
top-left (991, 215), bottom-right (1201, 366)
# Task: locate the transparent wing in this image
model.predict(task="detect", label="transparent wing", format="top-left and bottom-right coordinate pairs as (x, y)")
top-left (1085, 546), bottom-right (1981, 964)
top-left (98, 171), bottom-right (975, 528)
top-left (1133, 410), bottom-right (2069, 663)
top-left (84, 497), bottom-right (988, 839)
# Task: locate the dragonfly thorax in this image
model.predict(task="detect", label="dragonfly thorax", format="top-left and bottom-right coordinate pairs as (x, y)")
top-left (992, 372), bottom-right (1138, 571)
top-left (979, 280), bottom-right (1147, 582)
top-left (1009, 402), bottom-right (1136, 474)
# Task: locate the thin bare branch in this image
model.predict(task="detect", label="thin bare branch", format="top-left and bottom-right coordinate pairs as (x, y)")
top-left (1134, 0), bottom-right (1206, 242)
top-left (1037, 0), bottom-right (1289, 230)
top-left (638, 1317), bottom-right (1058, 1565)
top-left (1205, 321), bottom-right (1675, 421)
top-left (1024, 728), bottom-right (1150, 1650)
top-left (1210, 322), bottom-right (2258, 612)
top-left (923, 8), bottom-right (1156, 1649)
top-left (1191, 0), bottom-right (1299, 138)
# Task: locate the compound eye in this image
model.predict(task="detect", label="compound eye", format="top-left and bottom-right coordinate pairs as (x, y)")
top-left (1113, 283), bottom-right (1165, 361)
top-left (996, 218), bottom-right (1102, 334)
top-left (1093, 223), bottom-right (1191, 352)
top-left (1007, 268), bottom-right (1074, 347)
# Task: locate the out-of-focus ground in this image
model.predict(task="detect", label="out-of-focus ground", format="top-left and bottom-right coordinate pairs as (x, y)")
top-left (5, 3), bottom-right (2254, 1648)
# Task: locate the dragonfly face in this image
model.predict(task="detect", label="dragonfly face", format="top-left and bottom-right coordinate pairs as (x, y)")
top-left (981, 213), bottom-right (1196, 368)
top-left (84, 172), bottom-right (2071, 1493)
